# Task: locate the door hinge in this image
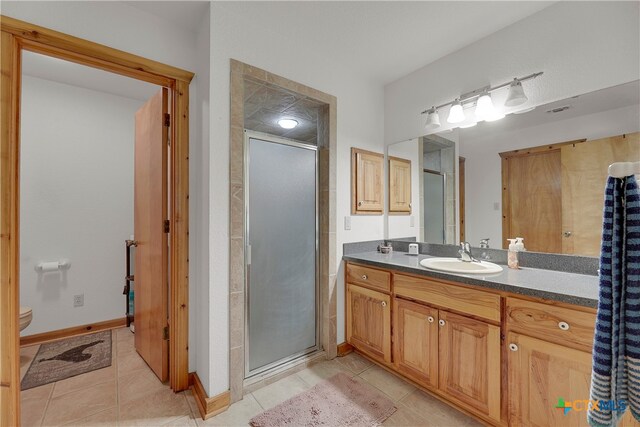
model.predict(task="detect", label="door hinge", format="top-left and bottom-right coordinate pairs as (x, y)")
top-left (163, 326), bottom-right (170, 340)
top-left (164, 113), bottom-right (170, 127)
top-left (164, 220), bottom-right (170, 233)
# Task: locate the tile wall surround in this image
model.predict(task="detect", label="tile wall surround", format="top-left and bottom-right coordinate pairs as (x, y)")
top-left (228, 59), bottom-right (337, 404)
top-left (343, 239), bottom-right (599, 276)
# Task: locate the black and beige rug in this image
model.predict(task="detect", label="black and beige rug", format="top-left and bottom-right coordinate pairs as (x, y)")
top-left (21, 330), bottom-right (112, 390)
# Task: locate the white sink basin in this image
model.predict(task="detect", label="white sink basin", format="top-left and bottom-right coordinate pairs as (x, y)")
top-left (419, 257), bottom-right (503, 274)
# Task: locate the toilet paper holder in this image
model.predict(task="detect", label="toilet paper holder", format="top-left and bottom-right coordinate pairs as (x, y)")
top-left (35, 259), bottom-right (71, 272)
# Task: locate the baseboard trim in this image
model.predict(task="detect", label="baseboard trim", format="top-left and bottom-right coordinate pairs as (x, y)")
top-left (337, 342), bottom-right (354, 357)
top-left (20, 317), bottom-right (127, 347)
top-left (189, 372), bottom-right (231, 420)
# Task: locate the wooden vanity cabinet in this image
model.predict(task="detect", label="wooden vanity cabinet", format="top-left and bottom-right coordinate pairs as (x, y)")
top-left (393, 298), bottom-right (439, 388)
top-left (439, 310), bottom-right (502, 422)
top-left (346, 283), bottom-right (391, 363)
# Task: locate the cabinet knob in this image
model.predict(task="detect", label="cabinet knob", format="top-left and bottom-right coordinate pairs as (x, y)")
top-left (361, 274), bottom-right (368, 280)
top-left (509, 343), bottom-right (519, 352)
top-left (563, 231), bottom-right (572, 237)
top-left (358, 201), bottom-right (363, 206)
top-left (438, 319), bottom-right (445, 326)
top-left (381, 301), bottom-right (387, 307)
top-left (558, 321), bottom-right (570, 331)
top-left (427, 316), bottom-right (434, 323)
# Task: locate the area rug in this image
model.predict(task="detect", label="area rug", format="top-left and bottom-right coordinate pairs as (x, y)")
top-left (250, 372), bottom-right (397, 427)
top-left (21, 330), bottom-right (112, 390)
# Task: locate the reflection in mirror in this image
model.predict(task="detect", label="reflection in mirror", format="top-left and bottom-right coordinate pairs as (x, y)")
top-left (387, 80), bottom-right (639, 257)
top-left (387, 133), bottom-right (458, 244)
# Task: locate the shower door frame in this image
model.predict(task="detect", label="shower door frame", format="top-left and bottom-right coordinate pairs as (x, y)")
top-left (243, 130), bottom-right (321, 379)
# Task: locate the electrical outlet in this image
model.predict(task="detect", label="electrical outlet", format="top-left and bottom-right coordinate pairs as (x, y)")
top-left (73, 294), bottom-right (84, 307)
top-left (410, 216), bottom-right (415, 227)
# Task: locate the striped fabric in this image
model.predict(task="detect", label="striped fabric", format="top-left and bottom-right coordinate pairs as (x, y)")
top-left (589, 175), bottom-right (640, 427)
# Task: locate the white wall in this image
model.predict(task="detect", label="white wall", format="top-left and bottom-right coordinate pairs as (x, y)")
top-left (208, 2), bottom-right (386, 396)
top-left (20, 75), bottom-right (142, 335)
top-left (387, 139), bottom-right (420, 240)
top-left (384, 1), bottom-right (640, 144)
top-left (461, 104), bottom-right (640, 248)
top-left (2, 1), bottom-right (207, 373)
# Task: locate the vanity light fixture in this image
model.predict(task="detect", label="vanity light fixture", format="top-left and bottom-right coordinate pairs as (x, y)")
top-left (277, 118), bottom-right (298, 129)
top-left (424, 107), bottom-right (441, 130)
top-left (420, 71), bottom-right (543, 130)
top-left (447, 99), bottom-right (465, 124)
top-left (504, 78), bottom-right (528, 107)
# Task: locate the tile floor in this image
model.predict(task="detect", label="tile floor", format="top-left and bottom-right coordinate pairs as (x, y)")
top-left (20, 328), bottom-right (481, 426)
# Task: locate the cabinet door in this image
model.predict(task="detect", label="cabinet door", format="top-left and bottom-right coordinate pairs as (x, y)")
top-left (346, 284), bottom-right (391, 363)
top-left (389, 157), bottom-right (411, 213)
top-left (393, 298), bottom-right (438, 389)
top-left (507, 332), bottom-right (636, 427)
top-left (439, 310), bottom-right (501, 422)
top-left (352, 148), bottom-right (383, 213)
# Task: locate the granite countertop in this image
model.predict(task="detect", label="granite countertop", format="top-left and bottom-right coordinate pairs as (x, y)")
top-left (343, 251), bottom-right (599, 308)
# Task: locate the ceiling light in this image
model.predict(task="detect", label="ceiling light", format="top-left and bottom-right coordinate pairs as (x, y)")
top-left (424, 108), bottom-right (441, 130)
top-left (504, 79), bottom-right (528, 107)
top-left (447, 99), bottom-right (465, 124)
top-left (278, 118), bottom-right (298, 129)
top-left (475, 92), bottom-right (495, 119)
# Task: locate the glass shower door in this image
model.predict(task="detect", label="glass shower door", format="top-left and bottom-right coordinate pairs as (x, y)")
top-left (424, 170), bottom-right (445, 244)
top-left (246, 135), bottom-right (318, 376)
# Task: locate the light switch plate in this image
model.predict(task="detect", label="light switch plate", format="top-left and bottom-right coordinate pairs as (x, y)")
top-left (494, 202), bottom-right (500, 211)
top-left (410, 216), bottom-right (415, 227)
top-left (344, 216), bottom-right (351, 230)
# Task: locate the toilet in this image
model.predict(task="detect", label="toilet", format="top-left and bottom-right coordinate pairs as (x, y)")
top-left (19, 306), bottom-right (33, 332)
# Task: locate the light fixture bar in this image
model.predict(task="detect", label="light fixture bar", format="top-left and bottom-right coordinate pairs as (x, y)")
top-left (420, 71), bottom-right (543, 115)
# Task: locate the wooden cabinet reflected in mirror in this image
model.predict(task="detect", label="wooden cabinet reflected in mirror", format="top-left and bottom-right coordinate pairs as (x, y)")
top-left (388, 156), bottom-right (412, 214)
top-left (501, 133), bottom-right (639, 255)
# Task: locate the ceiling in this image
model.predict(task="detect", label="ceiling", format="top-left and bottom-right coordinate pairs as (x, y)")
top-left (244, 78), bottom-right (323, 143)
top-left (123, 1), bottom-right (209, 31)
top-left (214, 1), bottom-right (554, 85)
top-left (22, 51), bottom-right (160, 102)
top-left (456, 80), bottom-right (640, 141)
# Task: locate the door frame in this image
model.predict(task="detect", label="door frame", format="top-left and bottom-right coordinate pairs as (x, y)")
top-left (243, 131), bottom-right (321, 379)
top-left (0, 16), bottom-right (193, 425)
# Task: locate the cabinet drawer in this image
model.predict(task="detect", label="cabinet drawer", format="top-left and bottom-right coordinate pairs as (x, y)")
top-left (394, 274), bottom-right (500, 322)
top-left (346, 263), bottom-right (391, 293)
top-left (506, 297), bottom-right (595, 350)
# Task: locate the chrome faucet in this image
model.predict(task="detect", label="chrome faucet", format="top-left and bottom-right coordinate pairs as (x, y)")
top-left (458, 242), bottom-right (478, 262)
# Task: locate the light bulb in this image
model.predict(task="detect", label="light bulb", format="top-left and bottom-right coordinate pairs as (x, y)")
top-left (447, 100), bottom-right (465, 124)
top-left (505, 79), bottom-right (528, 107)
top-left (424, 108), bottom-right (441, 130)
top-left (475, 92), bottom-right (495, 119)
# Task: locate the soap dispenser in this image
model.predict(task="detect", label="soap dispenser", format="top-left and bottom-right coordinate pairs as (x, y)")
top-left (507, 239), bottom-right (519, 269)
top-left (515, 237), bottom-right (526, 252)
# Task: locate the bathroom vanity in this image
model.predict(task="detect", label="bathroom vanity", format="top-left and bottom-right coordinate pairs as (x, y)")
top-left (343, 250), bottom-right (635, 426)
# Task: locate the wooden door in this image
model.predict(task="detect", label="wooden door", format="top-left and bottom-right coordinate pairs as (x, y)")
top-left (561, 132), bottom-right (640, 256)
top-left (508, 332), bottom-right (636, 427)
top-left (134, 88), bottom-right (169, 381)
top-left (502, 151), bottom-right (562, 252)
top-left (389, 157), bottom-right (411, 213)
top-left (346, 284), bottom-right (391, 363)
top-left (393, 298), bottom-right (438, 389)
top-left (351, 148), bottom-right (383, 213)
top-left (439, 310), bottom-right (501, 422)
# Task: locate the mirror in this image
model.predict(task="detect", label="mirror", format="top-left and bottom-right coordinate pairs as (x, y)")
top-left (387, 80), bottom-right (640, 257)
